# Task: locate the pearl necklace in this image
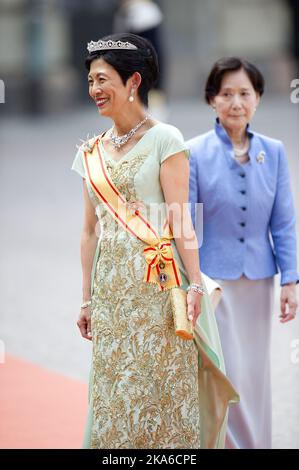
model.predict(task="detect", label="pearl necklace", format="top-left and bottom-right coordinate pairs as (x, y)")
top-left (110, 116), bottom-right (149, 149)
top-left (233, 138), bottom-right (249, 157)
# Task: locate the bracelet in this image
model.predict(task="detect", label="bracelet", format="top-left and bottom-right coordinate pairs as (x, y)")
top-left (187, 283), bottom-right (205, 295)
top-left (81, 300), bottom-right (92, 309)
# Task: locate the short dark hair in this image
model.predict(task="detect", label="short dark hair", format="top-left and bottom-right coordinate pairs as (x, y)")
top-left (85, 33), bottom-right (159, 107)
top-left (205, 57), bottom-right (265, 104)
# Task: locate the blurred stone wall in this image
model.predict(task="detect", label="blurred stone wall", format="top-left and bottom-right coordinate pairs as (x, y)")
top-left (161, 0), bottom-right (295, 98)
top-left (0, 0), bottom-right (295, 114)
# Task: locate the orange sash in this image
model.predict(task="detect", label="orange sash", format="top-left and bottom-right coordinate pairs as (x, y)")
top-left (82, 137), bottom-right (183, 292)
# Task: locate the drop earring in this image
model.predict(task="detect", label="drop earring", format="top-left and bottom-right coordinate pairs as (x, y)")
top-left (129, 91), bottom-right (134, 102)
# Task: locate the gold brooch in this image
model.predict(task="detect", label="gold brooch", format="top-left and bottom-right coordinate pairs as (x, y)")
top-left (256, 150), bottom-right (266, 164)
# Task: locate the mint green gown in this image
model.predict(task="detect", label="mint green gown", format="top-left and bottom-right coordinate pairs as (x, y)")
top-left (72, 123), bottom-right (239, 449)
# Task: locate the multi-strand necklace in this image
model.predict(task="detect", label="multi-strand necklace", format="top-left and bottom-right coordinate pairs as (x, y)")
top-left (233, 137), bottom-right (249, 157)
top-left (110, 116), bottom-right (149, 149)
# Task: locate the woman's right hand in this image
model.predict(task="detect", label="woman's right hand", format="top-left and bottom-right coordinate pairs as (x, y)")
top-left (77, 306), bottom-right (92, 340)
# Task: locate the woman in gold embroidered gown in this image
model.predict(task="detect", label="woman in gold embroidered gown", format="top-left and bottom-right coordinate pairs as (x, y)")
top-left (71, 33), bottom-right (238, 449)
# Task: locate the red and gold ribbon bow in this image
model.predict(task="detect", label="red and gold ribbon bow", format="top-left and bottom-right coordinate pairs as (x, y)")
top-left (143, 239), bottom-right (182, 290)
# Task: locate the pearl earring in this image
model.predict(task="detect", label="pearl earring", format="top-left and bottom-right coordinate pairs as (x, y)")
top-left (129, 92), bottom-right (134, 103)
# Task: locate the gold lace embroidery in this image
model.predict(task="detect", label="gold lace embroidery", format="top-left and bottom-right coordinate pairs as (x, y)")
top-left (88, 153), bottom-right (200, 449)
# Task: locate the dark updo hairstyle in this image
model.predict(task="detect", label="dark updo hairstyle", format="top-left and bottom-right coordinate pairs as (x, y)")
top-left (205, 57), bottom-right (265, 104)
top-left (85, 33), bottom-right (159, 107)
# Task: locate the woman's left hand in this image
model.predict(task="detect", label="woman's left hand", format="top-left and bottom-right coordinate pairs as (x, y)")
top-left (187, 290), bottom-right (202, 327)
top-left (280, 283), bottom-right (298, 323)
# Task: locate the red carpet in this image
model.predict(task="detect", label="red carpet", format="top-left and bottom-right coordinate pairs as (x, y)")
top-left (0, 355), bottom-right (88, 449)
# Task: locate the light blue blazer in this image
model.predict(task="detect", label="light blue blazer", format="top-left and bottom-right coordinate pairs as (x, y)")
top-left (188, 119), bottom-right (299, 285)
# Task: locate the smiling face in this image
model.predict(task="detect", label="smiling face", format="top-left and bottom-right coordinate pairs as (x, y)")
top-left (210, 68), bottom-right (260, 132)
top-left (88, 57), bottom-right (134, 117)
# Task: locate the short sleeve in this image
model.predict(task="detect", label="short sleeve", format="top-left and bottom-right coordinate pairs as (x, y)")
top-left (159, 125), bottom-right (190, 164)
top-left (71, 146), bottom-right (86, 179)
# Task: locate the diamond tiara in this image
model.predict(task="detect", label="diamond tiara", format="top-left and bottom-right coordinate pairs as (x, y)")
top-left (87, 39), bottom-right (138, 54)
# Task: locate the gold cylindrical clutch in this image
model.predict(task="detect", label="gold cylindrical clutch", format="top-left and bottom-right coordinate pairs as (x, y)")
top-left (170, 288), bottom-right (194, 340)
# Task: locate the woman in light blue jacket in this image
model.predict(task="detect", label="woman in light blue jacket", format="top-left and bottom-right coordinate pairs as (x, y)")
top-left (188, 57), bottom-right (298, 449)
